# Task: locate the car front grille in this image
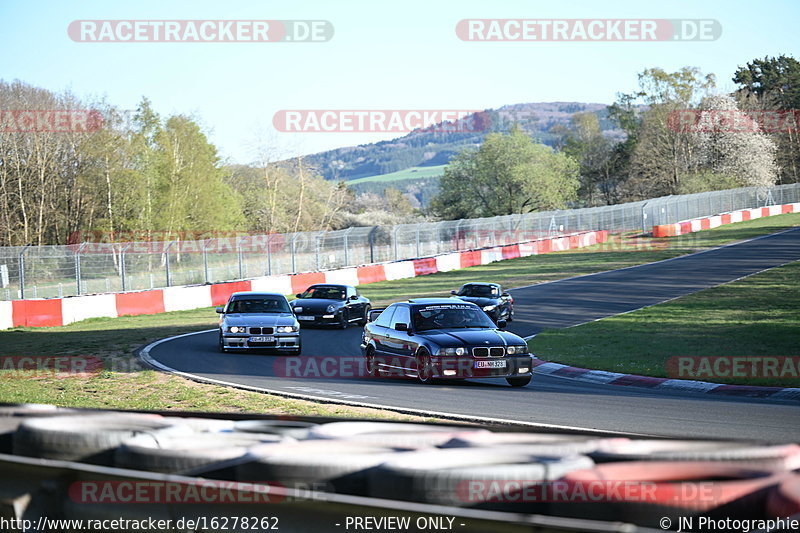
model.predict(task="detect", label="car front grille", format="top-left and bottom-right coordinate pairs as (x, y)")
top-left (249, 327), bottom-right (274, 335)
top-left (472, 347), bottom-right (505, 357)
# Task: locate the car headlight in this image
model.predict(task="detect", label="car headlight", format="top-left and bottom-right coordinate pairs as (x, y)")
top-left (293, 306), bottom-right (303, 312)
top-left (327, 304), bottom-right (337, 313)
top-left (483, 305), bottom-right (497, 311)
top-left (439, 347), bottom-right (466, 356)
top-left (276, 326), bottom-right (298, 333)
top-left (506, 345), bottom-right (528, 355)
top-left (229, 326), bottom-right (243, 334)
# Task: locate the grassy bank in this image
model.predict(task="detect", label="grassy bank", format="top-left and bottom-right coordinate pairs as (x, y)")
top-left (529, 260), bottom-right (800, 387)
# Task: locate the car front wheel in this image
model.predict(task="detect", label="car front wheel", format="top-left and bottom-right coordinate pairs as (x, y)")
top-left (506, 375), bottom-right (531, 387)
top-left (416, 349), bottom-right (434, 385)
top-left (359, 304), bottom-right (371, 325)
top-left (218, 332), bottom-right (227, 353)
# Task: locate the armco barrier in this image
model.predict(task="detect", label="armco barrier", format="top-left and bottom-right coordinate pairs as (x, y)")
top-left (652, 202), bottom-right (800, 238)
top-left (1, 230), bottom-right (607, 330)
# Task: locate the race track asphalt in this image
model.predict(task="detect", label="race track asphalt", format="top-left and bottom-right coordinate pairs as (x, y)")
top-left (144, 227), bottom-right (800, 442)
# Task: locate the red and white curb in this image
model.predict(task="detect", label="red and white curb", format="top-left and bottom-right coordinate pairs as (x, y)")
top-left (652, 202), bottom-right (799, 237)
top-left (530, 358), bottom-right (800, 402)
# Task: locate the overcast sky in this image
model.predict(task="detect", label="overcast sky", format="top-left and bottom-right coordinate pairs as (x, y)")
top-left (1, 0), bottom-right (798, 164)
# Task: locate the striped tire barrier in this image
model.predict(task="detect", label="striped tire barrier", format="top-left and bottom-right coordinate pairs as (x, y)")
top-left (555, 461), bottom-right (784, 526)
top-left (13, 413), bottom-right (191, 465)
top-left (233, 419), bottom-right (317, 440)
top-left (0, 404), bottom-right (81, 453)
top-left (767, 475), bottom-right (800, 519)
top-left (114, 431), bottom-right (287, 474)
top-left (590, 440), bottom-right (800, 471)
top-left (367, 447), bottom-right (594, 507)
top-left (652, 202), bottom-right (799, 237)
top-left (235, 440), bottom-right (399, 496)
top-left (0, 230), bottom-right (608, 331)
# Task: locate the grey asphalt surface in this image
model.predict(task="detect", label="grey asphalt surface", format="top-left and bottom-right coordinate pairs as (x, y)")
top-left (146, 227), bottom-right (800, 442)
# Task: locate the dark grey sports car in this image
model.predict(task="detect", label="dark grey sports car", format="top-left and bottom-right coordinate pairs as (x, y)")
top-left (361, 298), bottom-right (532, 387)
top-left (217, 292), bottom-right (300, 355)
top-left (451, 282), bottom-right (514, 323)
top-left (290, 284), bottom-right (371, 328)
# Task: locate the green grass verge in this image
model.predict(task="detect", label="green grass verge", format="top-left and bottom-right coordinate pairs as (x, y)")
top-left (0, 212), bottom-right (797, 409)
top-left (347, 165), bottom-right (446, 185)
top-left (529, 260), bottom-right (800, 387)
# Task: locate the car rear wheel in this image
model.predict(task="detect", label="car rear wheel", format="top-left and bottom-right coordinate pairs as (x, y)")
top-left (506, 375), bottom-right (531, 387)
top-left (416, 349), bottom-right (434, 385)
top-left (359, 305), bottom-right (371, 325)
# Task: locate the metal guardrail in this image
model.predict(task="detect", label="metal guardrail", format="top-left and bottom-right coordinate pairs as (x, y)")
top-left (0, 183), bottom-right (797, 301)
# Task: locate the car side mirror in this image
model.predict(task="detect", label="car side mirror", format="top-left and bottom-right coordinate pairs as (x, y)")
top-left (496, 319), bottom-right (507, 329)
top-left (450, 290), bottom-right (457, 295)
top-left (349, 295), bottom-right (359, 301)
top-left (215, 307), bottom-right (224, 314)
top-left (501, 292), bottom-right (510, 298)
top-left (295, 293), bottom-right (302, 299)
top-left (394, 323), bottom-right (408, 331)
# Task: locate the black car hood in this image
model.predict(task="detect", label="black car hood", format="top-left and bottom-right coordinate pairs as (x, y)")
top-left (453, 296), bottom-right (499, 307)
top-left (419, 328), bottom-right (523, 346)
top-left (291, 298), bottom-right (344, 312)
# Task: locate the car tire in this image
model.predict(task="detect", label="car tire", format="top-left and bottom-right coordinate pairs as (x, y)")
top-left (339, 309), bottom-right (349, 329)
top-left (507, 307), bottom-right (514, 322)
top-left (218, 331), bottom-right (227, 353)
top-left (365, 346), bottom-right (378, 377)
top-left (416, 349), bottom-right (434, 385)
top-left (506, 375), bottom-right (531, 387)
top-left (359, 305), bottom-right (371, 325)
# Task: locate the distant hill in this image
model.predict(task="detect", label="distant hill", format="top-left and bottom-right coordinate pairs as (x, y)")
top-left (300, 102), bottom-right (623, 183)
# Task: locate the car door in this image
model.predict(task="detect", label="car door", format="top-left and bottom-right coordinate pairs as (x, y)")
top-left (386, 304), bottom-right (417, 375)
top-left (369, 305), bottom-right (396, 363)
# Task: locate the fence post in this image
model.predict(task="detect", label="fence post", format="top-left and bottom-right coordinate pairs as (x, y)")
top-left (415, 224), bottom-right (421, 257)
top-left (641, 201), bottom-right (650, 234)
top-left (164, 241), bottom-right (175, 287)
top-left (120, 243), bottom-right (132, 292)
top-left (19, 244), bottom-right (31, 299)
top-left (368, 226), bottom-right (378, 264)
top-left (290, 234), bottom-right (297, 274)
top-left (266, 234), bottom-right (273, 276)
top-left (393, 227), bottom-right (400, 260)
top-left (236, 236), bottom-right (245, 280)
top-left (204, 239), bottom-right (211, 283)
top-left (75, 243), bottom-right (86, 295)
top-left (315, 233), bottom-right (321, 271)
top-left (342, 227), bottom-right (353, 267)
top-left (455, 220), bottom-right (464, 251)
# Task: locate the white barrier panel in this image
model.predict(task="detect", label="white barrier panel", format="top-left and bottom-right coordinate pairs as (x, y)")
top-left (383, 261), bottom-right (416, 281)
top-left (480, 248), bottom-right (503, 265)
top-left (324, 268), bottom-right (360, 286)
top-left (61, 294), bottom-right (118, 325)
top-left (748, 208), bottom-right (762, 220)
top-left (163, 285), bottom-right (212, 312)
top-left (250, 275), bottom-right (293, 295)
top-left (551, 237), bottom-right (569, 251)
top-left (708, 215), bottom-right (722, 229)
top-left (791, 203), bottom-right (800, 213)
top-left (690, 220), bottom-right (702, 232)
top-left (731, 211), bottom-right (743, 223)
top-left (0, 300), bottom-right (12, 330)
top-left (768, 205), bottom-right (782, 216)
top-left (518, 242), bottom-right (537, 257)
top-left (435, 253), bottom-right (461, 273)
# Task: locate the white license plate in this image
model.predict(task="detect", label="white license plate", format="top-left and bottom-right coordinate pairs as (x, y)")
top-left (475, 360), bottom-right (507, 369)
top-left (297, 316), bottom-right (315, 321)
top-left (249, 336), bottom-right (275, 343)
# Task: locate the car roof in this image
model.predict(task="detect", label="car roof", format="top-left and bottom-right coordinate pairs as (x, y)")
top-left (460, 282), bottom-right (500, 287)
top-left (229, 291), bottom-right (287, 299)
top-left (306, 284), bottom-right (350, 289)
top-left (407, 298), bottom-right (477, 305)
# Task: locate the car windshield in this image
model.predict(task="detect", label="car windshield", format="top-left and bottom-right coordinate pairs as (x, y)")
top-left (299, 287), bottom-right (346, 300)
top-left (227, 298), bottom-right (291, 314)
top-left (458, 285), bottom-right (498, 298)
top-left (412, 305), bottom-right (496, 331)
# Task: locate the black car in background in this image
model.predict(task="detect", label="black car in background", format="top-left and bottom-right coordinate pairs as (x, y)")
top-left (451, 282), bottom-right (514, 323)
top-left (361, 298), bottom-right (532, 387)
top-left (290, 284), bottom-right (371, 328)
